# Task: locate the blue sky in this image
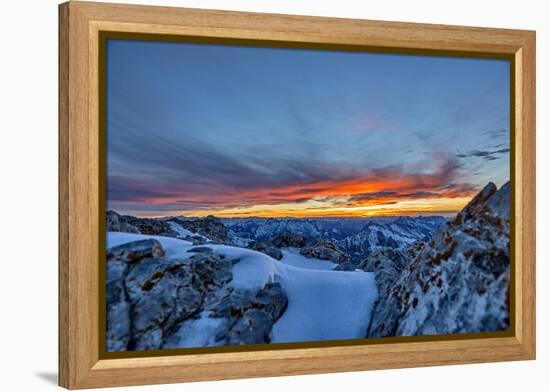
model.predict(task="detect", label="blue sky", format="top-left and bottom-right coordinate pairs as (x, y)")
top-left (106, 39), bottom-right (510, 217)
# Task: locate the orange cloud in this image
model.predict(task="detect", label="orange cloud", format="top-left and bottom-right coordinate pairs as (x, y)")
top-left (110, 157), bottom-right (479, 218)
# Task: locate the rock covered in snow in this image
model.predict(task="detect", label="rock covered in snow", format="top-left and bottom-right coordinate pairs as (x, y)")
top-left (106, 211), bottom-right (230, 243)
top-left (204, 282), bottom-right (287, 345)
top-left (107, 211), bottom-right (180, 237)
top-left (247, 240), bottom-right (283, 260)
top-left (106, 259), bottom-right (131, 351)
top-left (299, 239), bottom-right (348, 263)
top-left (170, 215), bottom-right (229, 243)
top-left (106, 210), bottom-right (140, 234)
top-left (107, 239), bottom-right (165, 263)
top-left (366, 182), bottom-right (511, 337)
top-left (106, 239), bottom-right (288, 351)
top-left (271, 233), bottom-right (307, 248)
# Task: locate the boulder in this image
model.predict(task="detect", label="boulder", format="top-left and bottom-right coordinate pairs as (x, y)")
top-left (207, 282), bottom-right (288, 345)
top-left (106, 238), bottom-right (290, 351)
top-left (226, 309), bottom-right (273, 345)
top-left (247, 240), bottom-right (283, 260)
top-left (171, 215), bottom-right (229, 242)
top-left (253, 282), bottom-right (288, 321)
top-left (106, 260), bottom-right (131, 352)
top-left (300, 239), bottom-right (348, 263)
top-left (271, 233), bottom-right (307, 248)
top-left (107, 239), bottom-right (165, 263)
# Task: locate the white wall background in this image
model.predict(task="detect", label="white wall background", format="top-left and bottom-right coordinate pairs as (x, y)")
top-left (0, 0), bottom-right (546, 389)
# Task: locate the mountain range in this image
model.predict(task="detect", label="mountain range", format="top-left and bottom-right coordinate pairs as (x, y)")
top-left (105, 181), bottom-right (510, 351)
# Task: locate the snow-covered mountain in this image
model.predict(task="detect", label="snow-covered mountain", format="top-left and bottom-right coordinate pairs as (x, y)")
top-left (338, 216), bottom-right (446, 261)
top-left (223, 216), bottom-right (445, 255)
top-left (105, 181), bottom-right (509, 349)
top-left (108, 211), bottom-right (446, 263)
top-left (222, 217), bottom-right (367, 245)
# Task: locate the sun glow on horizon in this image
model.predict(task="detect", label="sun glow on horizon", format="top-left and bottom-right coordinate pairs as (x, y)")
top-left (118, 194), bottom-right (474, 219)
top-left (106, 40), bottom-right (510, 220)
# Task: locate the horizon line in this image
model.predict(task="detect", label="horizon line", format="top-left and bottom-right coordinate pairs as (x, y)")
top-left (107, 209), bottom-right (457, 220)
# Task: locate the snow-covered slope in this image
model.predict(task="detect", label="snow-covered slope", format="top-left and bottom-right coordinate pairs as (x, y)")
top-left (280, 249), bottom-right (337, 271)
top-left (107, 232), bottom-right (378, 350)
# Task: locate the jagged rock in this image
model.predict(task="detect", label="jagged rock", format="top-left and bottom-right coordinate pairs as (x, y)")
top-left (189, 253), bottom-right (233, 287)
top-left (122, 250), bottom-right (235, 350)
top-left (338, 216), bottom-right (445, 261)
top-left (125, 259), bottom-right (187, 349)
top-left (359, 248), bottom-right (410, 290)
top-left (253, 282), bottom-right (288, 321)
top-left (247, 240), bottom-right (283, 260)
top-left (106, 260), bottom-right (131, 352)
top-left (271, 233), bottom-right (307, 248)
top-left (116, 214), bottom-right (179, 237)
top-left (120, 222), bottom-right (139, 234)
top-left (112, 252), bottom-right (228, 347)
top-left (133, 328), bottom-right (163, 351)
top-left (105, 236), bottom-right (271, 351)
top-left (106, 210), bottom-right (139, 233)
top-left (107, 239), bottom-right (165, 263)
top-left (300, 239), bottom-right (348, 263)
top-left (367, 182), bottom-right (511, 337)
top-left (171, 215), bottom-right (229, 242)
top-left (208, 289), bottom-right (255, 318)
top-left (226, 309), bottom-right (273, 345)
top-left (106, 210), bottom-right (120, 232)
top-left (207, 282), bottom-right (288, 345)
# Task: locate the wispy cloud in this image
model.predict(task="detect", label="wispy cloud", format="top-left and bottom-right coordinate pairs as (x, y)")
top-left (108, 142), bottom-right (478, 216)
top-left (456, 148), bottom-right (510, 161)
top-left (106, 40), bottom-right (510, 217)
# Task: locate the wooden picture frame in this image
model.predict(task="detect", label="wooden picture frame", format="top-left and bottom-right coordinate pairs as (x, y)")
top-left (59, 1), bottom-right (536, 389)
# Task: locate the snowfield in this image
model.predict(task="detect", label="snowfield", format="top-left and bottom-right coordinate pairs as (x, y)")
top-left (107, 232), bottom-right (378, 345)
top-left (280, 248), bottom-right (337, 270)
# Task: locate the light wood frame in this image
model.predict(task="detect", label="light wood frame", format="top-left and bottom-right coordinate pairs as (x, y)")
top-left (59, 1), bottom-right (536, 389)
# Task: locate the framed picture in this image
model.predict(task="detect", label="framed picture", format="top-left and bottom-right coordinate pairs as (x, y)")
top-left (59, 1), bottom-right (536, 389)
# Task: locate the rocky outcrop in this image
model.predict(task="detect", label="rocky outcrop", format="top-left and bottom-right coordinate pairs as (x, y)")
top-left (107, 239), bottom-right (165, 263)
top-left (300, 239), bottom-right (348, 263)
top-left (107, 211), bottom-right (179, 237)
top-left (271, 234), bottom-right (307, 248)
top-left (106, 211), bottom-right (230, 243)
top-left (247, 240), bottom-right (283, 260)
top-left (106, 210), bottom-right (140, 234)
top-left (172, 215), bottom-right (229, 243)
top-left (366, 182), bottom-right (510, 337)
top-left (106, 239), bottom-right (288, 351)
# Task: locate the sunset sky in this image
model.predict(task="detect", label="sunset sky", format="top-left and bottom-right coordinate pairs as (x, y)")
top-left (106, 39), bottom-right (510, 218)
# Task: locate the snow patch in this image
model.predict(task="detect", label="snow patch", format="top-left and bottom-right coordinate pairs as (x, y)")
top-left (280, 248), bottom-right (337, 270)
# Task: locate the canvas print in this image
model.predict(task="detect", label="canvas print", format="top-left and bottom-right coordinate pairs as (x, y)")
top-left (105, 39), bottom-right (511, 352)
